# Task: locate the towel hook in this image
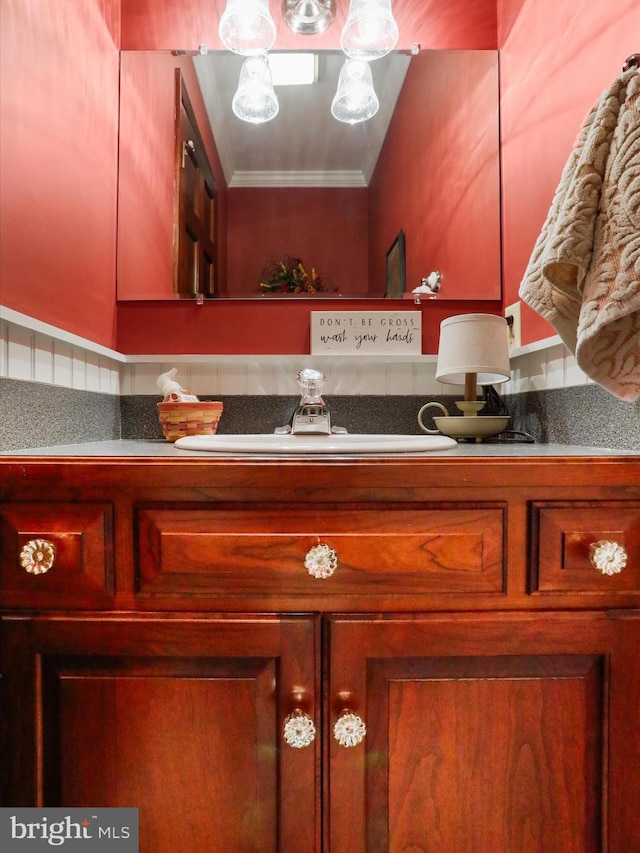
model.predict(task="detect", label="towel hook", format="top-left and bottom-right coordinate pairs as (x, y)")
top-left (622, 54), bottom-right (639, 71)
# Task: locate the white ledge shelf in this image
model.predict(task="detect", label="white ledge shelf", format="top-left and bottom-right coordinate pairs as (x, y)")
top-left (2, 305), bottom-right (582, 397)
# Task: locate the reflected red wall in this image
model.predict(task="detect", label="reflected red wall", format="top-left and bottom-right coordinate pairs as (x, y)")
top-left (498, 0), bottom-right (640, 344)
top-left (0, 0), bottom-right (120, 348)
top-left (120, 0), bottom-right (498, 52)
top-left (117, 51), bottom-right (228, 299)
top-left (226, 188), bottom-right (369, 297)
top-left (116, 297), bottom-right (501, 355)
top-left (368, 50), bottom-right (501, 300)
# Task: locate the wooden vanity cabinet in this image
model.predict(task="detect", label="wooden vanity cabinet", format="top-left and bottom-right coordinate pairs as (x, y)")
top-left (328, 611), bottom-right (640, 852)
top-left (1, 455), bottom-right (639, 853)
top-left (0, 613), bottom-right (320, 852)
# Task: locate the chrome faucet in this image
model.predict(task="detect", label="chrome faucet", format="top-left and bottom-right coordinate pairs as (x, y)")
top-left (275, 369), bottom-right (346, 435)
top-left (292, 369), bottom-right (331, 434)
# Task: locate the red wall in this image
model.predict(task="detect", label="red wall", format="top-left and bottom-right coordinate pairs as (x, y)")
top-left (226, 188), bottom-right (369, 297)
top-left (368, 50), bottom-right (501, 300)
top-left (1, 0), bottom-right (499, 358)
top-left (4, 0), bottom-right (635, 356)
top-left (0, 0), bottom-right (121, 349)
top-left (117, 51), bottom-right (228, 299)
top-left (116, 296), bottom-right (499, 355)
top-left (120, 0), bottom-right (497, 52)
top-left (498, 0), bottom-right (640, 345)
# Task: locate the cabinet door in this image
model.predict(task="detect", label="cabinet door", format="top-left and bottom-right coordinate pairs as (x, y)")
top-left (327, 612), bottom-right (640, 853)
top-left (0, 615), bottom-right (320, 853)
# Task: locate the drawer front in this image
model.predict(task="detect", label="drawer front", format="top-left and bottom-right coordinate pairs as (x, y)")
top-left (136, 504), bottom-right (505, 598)
top-left (531, 501), bottom-right (640, 594)
top-left (0, 503), bottom-right (114, 607)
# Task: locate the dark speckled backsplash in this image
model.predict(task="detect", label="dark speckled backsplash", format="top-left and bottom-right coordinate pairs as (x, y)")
top-left (1, 378), bottom-right (639, 452)
top-left (0, 379), bottom-right (121, 452)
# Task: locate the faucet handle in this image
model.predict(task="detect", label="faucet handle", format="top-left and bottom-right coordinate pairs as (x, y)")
top-left (297, 368), bottom-right (326, 395)
top-left (297, 369), bottom-right (326, 402)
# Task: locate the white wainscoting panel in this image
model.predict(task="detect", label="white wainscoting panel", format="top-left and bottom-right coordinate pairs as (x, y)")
top-left (2, 308), bottom-right (589, 398)
top-left (120, 357), bottom-right (443, 397)
top-left (503, 339), bottom-right (589, 395)
top-left (1, 311), bottom-right (122, 394)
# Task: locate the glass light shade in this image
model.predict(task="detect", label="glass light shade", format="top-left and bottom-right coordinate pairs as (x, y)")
top-left (436, 314), bottom-right (511, 385)
top-left (219, 0), bottom-right (276, 55)
top-left (331, 59), bottom-right (379, 124)
top-left (282, 1), bottom-right (336, 35)
top-left (341, 0), bottom-right (399, 61)
top-left (232, 56), bottom-right (279, 124)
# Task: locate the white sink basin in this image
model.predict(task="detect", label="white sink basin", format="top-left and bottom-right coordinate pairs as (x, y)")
top-left (174, 433), bottom-right (457, 454)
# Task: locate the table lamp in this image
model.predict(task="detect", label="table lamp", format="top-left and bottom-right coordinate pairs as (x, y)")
top-left (434, 313), bottom-right (511, 440)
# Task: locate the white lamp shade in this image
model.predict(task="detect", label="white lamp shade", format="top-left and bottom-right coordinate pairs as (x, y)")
top-left (436, 313), bottom-right (511, 385)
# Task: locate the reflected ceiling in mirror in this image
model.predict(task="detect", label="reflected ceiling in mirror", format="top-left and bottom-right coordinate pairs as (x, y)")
top-left (194, 50), bottom-right (411, 187)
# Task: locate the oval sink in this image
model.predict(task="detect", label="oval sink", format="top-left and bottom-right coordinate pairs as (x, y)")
top-left (174, 433), bottom-right (457, 454)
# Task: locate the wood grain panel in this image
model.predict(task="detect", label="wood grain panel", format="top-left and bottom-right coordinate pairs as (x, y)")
top-left (1, 615), bottom-right (320, 852)
top-left (531, 501), bottom-right (640, 594)
top-left (52, 658), bottom-right (275, 851)
top-left (136, 504), bottom-right (505, 598)
top-left (327, 611), bottom-right (640, 852)
top-left (0, 502), bottom-right (114, 607)
top-left (372, 656), bottom-right (602, 852)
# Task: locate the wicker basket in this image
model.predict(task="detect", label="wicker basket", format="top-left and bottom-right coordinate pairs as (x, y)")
top-left (157, 401), bottom-right (224, 442)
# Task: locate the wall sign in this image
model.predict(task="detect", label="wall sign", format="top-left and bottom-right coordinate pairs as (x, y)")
top-left (311, 311), bottom-right (422, 355)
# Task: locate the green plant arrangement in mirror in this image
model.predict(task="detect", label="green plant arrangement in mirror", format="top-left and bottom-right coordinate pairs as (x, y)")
top-left (259, 255), bottom-right (331, 293)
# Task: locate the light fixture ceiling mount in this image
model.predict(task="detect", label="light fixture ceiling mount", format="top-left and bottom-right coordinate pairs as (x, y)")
top-left (282, 1), bottom-right (336, 35)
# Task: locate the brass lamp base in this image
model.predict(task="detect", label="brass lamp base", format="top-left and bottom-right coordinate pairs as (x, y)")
top-left (433, 415), bottom-right (510, 442)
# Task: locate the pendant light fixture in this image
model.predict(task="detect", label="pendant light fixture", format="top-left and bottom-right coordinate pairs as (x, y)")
top-left (232, 55), bottom-right (280, 124)
top-left (282, 1), bottom-right (336, 34)
top-left (341, 0), bottom-right (399, 61)
top-left (219, 0), bottom-right (396, 126)
top-left (331, 58), bottom-right (379, 124)
top-left (219, 0), bottom-right (276, 55)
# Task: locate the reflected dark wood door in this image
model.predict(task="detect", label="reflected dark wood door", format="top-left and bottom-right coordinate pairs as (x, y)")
top-left (328, 612), bottom-right (640, 853)
top-left (0, 615), bottom-right (320, 853)
top-left (174, 72), bottom-right (217, 299)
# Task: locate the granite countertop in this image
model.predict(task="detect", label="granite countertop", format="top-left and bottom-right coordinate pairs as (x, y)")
top-left (1, 440), bottom-right (636, 458)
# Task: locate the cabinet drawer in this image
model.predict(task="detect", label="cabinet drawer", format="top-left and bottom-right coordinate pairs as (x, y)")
top-left (531, 501), bottom-right (640, 594)
top-left (0, 503), bottom-right (114, 607)
top-left (136, 503), bottom-right (505, 598)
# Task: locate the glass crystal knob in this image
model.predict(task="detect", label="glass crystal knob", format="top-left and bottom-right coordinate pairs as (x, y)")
top-left (20, 538), bottom-right (56, 575)
top-left (282, 709), bottom-right (316, 749)
top-left (333, 710), bottom-right (366, 748)
top-left (305, 543), bottom-right (338, 579)
top-left (297, 368), bottom-right (326, 396)
top-left (589, 540), bottom-right (627, 575)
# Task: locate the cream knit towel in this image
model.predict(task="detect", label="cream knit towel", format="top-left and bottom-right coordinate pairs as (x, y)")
top-left (519, 68), bottom-right (640, 401)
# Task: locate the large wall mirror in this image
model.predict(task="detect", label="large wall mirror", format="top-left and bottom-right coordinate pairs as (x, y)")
top-left (117, 48), bottom-right (501, 301)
